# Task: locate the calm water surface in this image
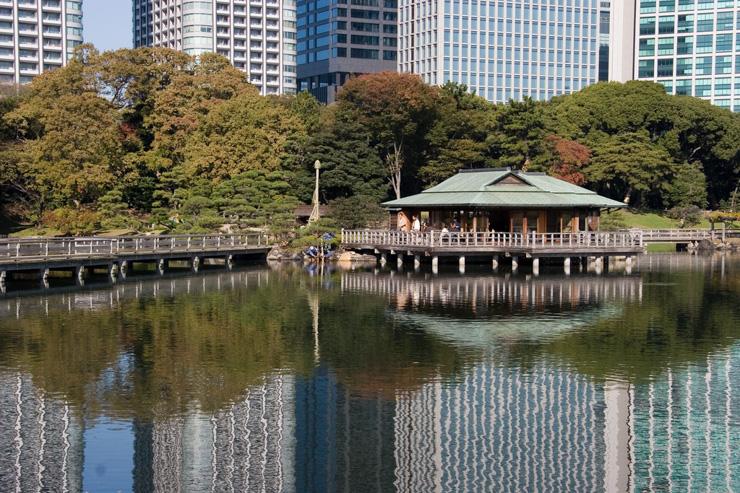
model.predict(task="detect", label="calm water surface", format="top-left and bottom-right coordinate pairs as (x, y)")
top-left (0, 255), bottom-right (738, 492)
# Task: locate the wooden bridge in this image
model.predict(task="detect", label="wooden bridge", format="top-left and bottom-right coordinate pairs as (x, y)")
top-left (341, 227), bottom-right (738, 273)
top-left (0, 233), bottom-right (271, 288)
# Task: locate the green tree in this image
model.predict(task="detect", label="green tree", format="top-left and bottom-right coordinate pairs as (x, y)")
top-left (494, 97), bottom-right (545, 169)
top-left (420, 82), bottom-right (498, 186)
top-left (337, 72), bottom-right (439, 199)
top-left (182, 91), bottom-right (306, 179)
top-left (585, 132), bottom-right (675, 206)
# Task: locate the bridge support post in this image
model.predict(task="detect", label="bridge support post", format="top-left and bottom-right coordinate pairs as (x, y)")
top-left (580, 257), bottom-right (587, 272)
top-left (191, 256), bottom-right (200, 273)
top-left (75, 266), bottom-right (85, 285)
top-left (458, 256), bottom-right (465, 274)
top-left (397, 254), bottom-right (403, 270)
top-left (157, 259), bottom-right (166, 276)
top-left (380, 253), bottom-right (387, 266)
top-left (226, 254), bottom-right (234, 270)
top-left (564, 257), bottom-right (571, 276)
top-left (109, 263), bottom-right (118, 282)
top-left (119, 260), bottom-right (128, 279)
top-left (413, 255), bottom-right (421, 271)
top-left (431, 256), bottom-right (439, 274)
top-left (511, 256), bottom-right (519, 273)
top-left (532, 258), bottom-right (540, 276)
top-left (594, 256), bottom-right (604, 275)
top-left (0, 270), bottom-right (6, 285)
top-left (492, 256), bottom-right (499, 271)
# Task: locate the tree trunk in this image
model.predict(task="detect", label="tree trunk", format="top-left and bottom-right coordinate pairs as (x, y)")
top-left (387, 140), bottom-right (404, 200)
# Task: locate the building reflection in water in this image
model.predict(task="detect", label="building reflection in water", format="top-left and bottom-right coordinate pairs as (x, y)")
top-left (0, 372), bottom-right (84, 493)
top-left (0, 267), bottom-right (737, 492)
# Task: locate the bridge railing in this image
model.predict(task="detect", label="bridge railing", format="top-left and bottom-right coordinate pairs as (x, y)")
top-left (0, 233), bottom-right (270, 261)
top-left (342, 230), bottom-right (644, 249)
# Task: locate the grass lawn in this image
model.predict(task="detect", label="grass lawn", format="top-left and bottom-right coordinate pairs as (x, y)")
top-left (621, 210), bottom-right (712, 229)
top-left (604, 210), bottom-right (713, 230)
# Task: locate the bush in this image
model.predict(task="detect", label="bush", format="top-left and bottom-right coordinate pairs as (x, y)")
top-left (41, 207), bottom-right (100, 235)
top-left (328, 195), bottom-right (386, 229)
top-left (599, 211), bottom-right (627, 231)
top-left (667, 205), bottom-right (703, 227)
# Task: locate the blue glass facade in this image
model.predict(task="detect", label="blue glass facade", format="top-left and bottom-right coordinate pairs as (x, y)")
top-left (399, 0), bottom-right (603, 103)
top-left (297, 0), bottom-right (398, 102)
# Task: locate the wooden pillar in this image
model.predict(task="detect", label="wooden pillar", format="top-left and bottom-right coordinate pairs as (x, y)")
top-left (75, 265), bottom-right (85, 283)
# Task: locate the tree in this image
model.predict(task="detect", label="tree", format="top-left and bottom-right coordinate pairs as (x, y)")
top-left (585, 132), bottom-right (675, 206)
top-left (337, 72), bottom-right (439, 199)
top-left (182, 91), bottom-right (306, 179)
top-left (420, 82), bottom-right (498, 186)
top-left (662, 162), bottom-right (708, 208)
top-left (494, 97), bottom-right (545, 169)
top-left (291, 106), bottom-right (387, 203)
top-left (533, 135), bottom-right (590, 185)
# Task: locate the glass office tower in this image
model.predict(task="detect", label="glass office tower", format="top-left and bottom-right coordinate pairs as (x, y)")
top-left (133, 0), bottom-right (298, 95)
top-left (634, 0), bottom-right (739, 111)
top-left (296, 0), bottom-right (398, 103)
top-left (398, 0), bottom-right (607, 103)
top-left (0, 0), bottom-right (83, 85)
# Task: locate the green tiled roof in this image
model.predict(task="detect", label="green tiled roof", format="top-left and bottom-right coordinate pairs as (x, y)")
top-left (383, 169), bottom-right (626, 209)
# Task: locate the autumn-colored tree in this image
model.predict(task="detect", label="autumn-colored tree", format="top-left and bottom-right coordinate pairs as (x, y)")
top-left (337, 72), bottom-right (439, 199)
top-left (535, 135), bottom-right (590, 185)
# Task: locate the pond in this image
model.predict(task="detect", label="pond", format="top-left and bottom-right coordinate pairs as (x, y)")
top-left (0, 255), bottom-right (738, 492)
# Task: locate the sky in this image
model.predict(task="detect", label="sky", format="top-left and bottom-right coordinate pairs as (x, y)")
top-left (84, 0), bottom-right (132, 51)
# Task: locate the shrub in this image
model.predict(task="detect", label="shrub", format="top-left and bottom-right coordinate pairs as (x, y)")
top-left (41, 207), bottom-right (100, 235)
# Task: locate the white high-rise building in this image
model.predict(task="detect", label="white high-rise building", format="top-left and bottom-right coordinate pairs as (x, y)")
top-left (0, 0), bottom-right (83, 85)
top-left (133, 0), bottom-right (297, 95)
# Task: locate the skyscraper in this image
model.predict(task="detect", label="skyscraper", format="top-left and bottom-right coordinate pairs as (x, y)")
top-left (398, 0), bottom-right (611, 103)
top-left (632, 0), bottom-right (739, 111)
top-left (0, 0), bottom-right (83, 85)
top-left (133, 0), bottom-right (298, 95)
top-left (296, 0), bottom-right (398, 103)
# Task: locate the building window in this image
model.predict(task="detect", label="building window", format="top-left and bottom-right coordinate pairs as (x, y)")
top-left (695, 56), bottom-right (712, 75)
top-left (350, 47), bottom-right (378, 58)
top-left (658, 16), bottom-right (674, 34)
top-left (658, 37), bottom-right (674, 55)
top-left (715, 55), bottom-right (732, 74)
top-left (676, 58), bottom-right (692, 76)
top-left (696, 13), bottom-right (713, 32)
top-left (639, 38), bottom-right (655, 57)
top-left (639, 59), bottom-right (655, 77)
top-left (695, 34), bottom-right (712, 53)
top-left (677, 14), bottom-right (693, 33)
top-left (715, 33), bottom-right (732, 52)
top-left (677, 36), bottom-right (693, 54)
top-left (694, 79), bottom-right (711, 97)
top-left (640, 17), bottom-right (656, 35)
top-left (675, 78), bottom-right (692, 95)
top-left (657, 58), bottom-right (674, 77)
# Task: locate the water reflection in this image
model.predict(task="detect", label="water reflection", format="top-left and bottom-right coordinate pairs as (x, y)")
top-left (0, 257), bottom-right (737, 492)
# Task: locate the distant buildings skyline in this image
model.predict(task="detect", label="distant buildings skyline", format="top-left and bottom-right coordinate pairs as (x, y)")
top-left (0, 0), bottom-right (737, 111)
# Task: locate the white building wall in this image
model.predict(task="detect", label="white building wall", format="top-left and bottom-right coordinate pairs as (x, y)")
top-left (133, 0), bottom-right (297, 95)
top-left (0, 0), bottom-right (83, 85)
